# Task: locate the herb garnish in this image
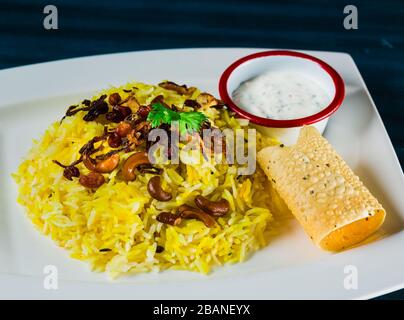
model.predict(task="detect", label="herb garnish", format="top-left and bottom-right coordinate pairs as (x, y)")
top-left (147, 102), bottom-right (208, 135)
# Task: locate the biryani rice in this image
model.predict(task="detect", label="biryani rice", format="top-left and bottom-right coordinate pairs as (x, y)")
top-left (13, 81), bottom-right (277, 278)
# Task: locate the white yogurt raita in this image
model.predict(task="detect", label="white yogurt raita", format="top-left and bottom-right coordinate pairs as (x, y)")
top-left (232, 71), bottom-right (331, 120)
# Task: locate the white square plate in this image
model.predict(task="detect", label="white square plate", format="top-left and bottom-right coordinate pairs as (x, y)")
top-left (0, 48), bottom-right (403, 299)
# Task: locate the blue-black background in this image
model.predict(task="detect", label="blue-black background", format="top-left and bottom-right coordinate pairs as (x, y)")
top-left (0, 0), bottom-right (403, 299)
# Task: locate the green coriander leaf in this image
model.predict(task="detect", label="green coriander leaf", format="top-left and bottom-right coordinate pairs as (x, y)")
top-left (147, 103), bottom-right (178, 128)
top-left (179, 111), bottom-right (208, 135)
top-left (146, 102), bottom-right (208, 135)
top-left (179, 120), bottom-right (188, 137)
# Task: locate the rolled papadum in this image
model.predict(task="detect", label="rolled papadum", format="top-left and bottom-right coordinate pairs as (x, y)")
top-left (257, 126), bottom-right (385, 251)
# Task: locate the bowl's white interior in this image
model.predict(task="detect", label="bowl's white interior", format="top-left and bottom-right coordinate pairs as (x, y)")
top-left (227, 55), bottom-right (336, 110)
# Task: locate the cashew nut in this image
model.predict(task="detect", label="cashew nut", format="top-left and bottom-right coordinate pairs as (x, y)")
top-left (194, 195), bottom-right (230, 216)
top-left (177, 204), bottom-right (216, 228)
top-left (147, 176), bottom-right (172, 201)
top-left (122, 151), bottom-right (150, 181)
top-left (83, 153), bottom-right (120, 173)
top-left (156, 212), bottom-right (182, 226)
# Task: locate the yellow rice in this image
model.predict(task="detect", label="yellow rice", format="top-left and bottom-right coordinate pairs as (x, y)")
top-left (13, 81), bottom-right (277, 278)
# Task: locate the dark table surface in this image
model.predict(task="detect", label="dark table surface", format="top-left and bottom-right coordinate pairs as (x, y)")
top-left (0, 0), bottom-right (403, 299)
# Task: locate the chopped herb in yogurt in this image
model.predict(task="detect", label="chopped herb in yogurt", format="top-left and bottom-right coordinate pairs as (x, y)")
top-left (232, 71), bottom-right (331, 120)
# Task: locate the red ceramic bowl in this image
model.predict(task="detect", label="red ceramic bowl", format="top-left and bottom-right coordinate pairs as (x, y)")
top-left (218, 50), bottom-right (345, 144)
